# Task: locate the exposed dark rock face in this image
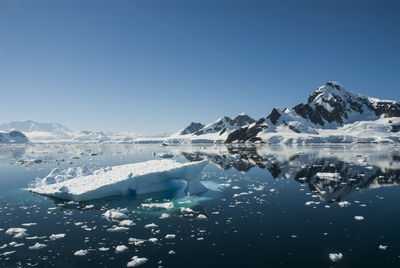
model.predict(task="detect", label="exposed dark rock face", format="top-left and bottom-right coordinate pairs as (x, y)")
top-left (373, 101), bottom-right (400, 118)
top-left (9, 131), bottom-right (27, 138)
top-left (194, 114), bottom-right (255, 136)
top-left (288, 125), bottom-right (301, 133)
top-left (180, 122), bottom-right (205, 135)
top-left (0, 130), bottom-right (29, 143)
top-left (267, 108), bottom-right (281, 125)
top-left (391, 124), bottom-right (400, 133)
top-left (294, 82), bottom-right (400, 126)
top-left (226, 82), bottom-right (400, 143)
top-left (231, 114), bottom-right (256, 127)
top-left (225, 118), bottom-right (267, 143)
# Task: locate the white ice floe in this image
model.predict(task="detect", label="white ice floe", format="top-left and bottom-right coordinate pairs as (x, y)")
top-left (141, 202), bottom-right (174, 210)
top-left (128, 238), bottom-right (145, 246)
top-left (50, 234), bottom-right (66, 240)
top-left (338, 201), bottom-right (351, 207)
top-left (9, 242), bottom-right (24, 248)
top-left (305, 201), bottom-right (320, 206)
top-left (180, 207), bottom-right (194, 214)
top-left (74, 249), bottom-right (89, 256)
top-left (107, 225), bottom-right (129, 232)
top-left (115, 245), bottom-right (128, 253)
top-left (329, 252), bottom-right (343, 262)
top-left (5, 228), bottom-right (28, 239)
top-left (119, 220), bottom-right (135, 226)
top-left (21, 223), bottom-right (37, 227)
top-left (159, 213), bottom-right (170, 219)
top-left (144, 223), bottom-right (158, 229)
top-left (165, 234), bottom-right (176, 239)
top-left (379, 245), bottom-right (388, 250)
top-left (354, 216), bottom-right (365, 221)
top-left (29, 243), bottom-right (47, 250)
top-left (28, 160), bottom-right (208, 201)
top-left (98, 247), bottom-right (109, 251)
top-left (148, 238), bottom-right (158, 244)
top-left (168, 250), bottom-right (176, 255)
top-left (127, 256), bottom-right (148, 267)
top-left (102, 209), bottom-right (129, 221)
top-left (2, 251), bottom-right (16, 257)
top-left (197, 214), bottom-right (207, 219)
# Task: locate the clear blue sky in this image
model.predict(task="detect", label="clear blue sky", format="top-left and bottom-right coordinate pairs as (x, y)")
top-left (1, 0), bottom-right (399, 135)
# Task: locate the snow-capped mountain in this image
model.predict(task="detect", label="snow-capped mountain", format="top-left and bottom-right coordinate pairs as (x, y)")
top-left (0, 120), bottom-right (141, 143)
top-left (226, 82), bottom-right (400, 144)
top-left (0, 131), bottom-right (29, 143)
top-left (163, 113), bottom-right (255, 143)
top-left (0, 120), bottom-right (71, 133)
top-left (175, 122), bottom-right (205, 136)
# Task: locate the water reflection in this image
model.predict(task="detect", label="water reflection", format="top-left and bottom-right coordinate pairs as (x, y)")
top-left (181, 145), bottom-right (400, 202)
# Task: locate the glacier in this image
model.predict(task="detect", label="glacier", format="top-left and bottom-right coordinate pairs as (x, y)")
top-left (28, 159), bottom-right (208, 201)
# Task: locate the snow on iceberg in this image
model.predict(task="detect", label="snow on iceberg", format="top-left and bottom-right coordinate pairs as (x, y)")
top-left (28, 159), bottom-right (208, 201)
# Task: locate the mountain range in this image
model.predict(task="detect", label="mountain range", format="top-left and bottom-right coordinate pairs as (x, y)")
top-left (1, 82), bottom-right (399, 144)
top-left (0, 120), bottom-right (141, 143)
top-left (161, 82), bottom-right (400, 144)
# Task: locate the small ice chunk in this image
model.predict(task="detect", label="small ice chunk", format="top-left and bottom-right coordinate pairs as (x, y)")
top-left (2, 251), bottom-right (16, 257)
top-left (354, 216), bottom-right (365, 221)
top-left (180, 207), bottom-right (194, 214)
top-left (128, 238), bottom-right (145, 246)
top-left (159, 213), bottom-right (170, 219)
top-left (338, 201), bottom-right (351, 207)
top-left (168, 250), bottom-right (176, 255)
top-left (50, 234), bottom-right (66, 240)
top-left (197, 214), bottom-right (207, 219)
top-left (127, 256), bottom-right (148, 267)
top-left (148, 238), bottom-right (158, 243)
top-left (115, 245), bottom-right (128, 253)
top-left (21, 223), bottom-right (37, 227)
top-left (107, 225), bottom-right (129, 232)
top-left (103, 209), bottom-right (129, 221)
top-left (74, 249), bottom-right (89, 256)
top-left (329, 253), bottom-right (343, 262)
top-left (144, 223), bottom-right (158, 229)
top-left (99, 247), bottom-right (110, 251)
top-left (119, 220), bottom-right (135, 226)
top-left (29, 243), bottom-right (47, 250)
top-left (9, 242), bottom-right (24, 248)
top-left (5, 228), bottom-right (28, 239)
top-left (141, 202), bottom-right (174, 210)
top-left (379, 245), bottom-right (388, 250)
top-left (165, 234), bottom-right (176, 239)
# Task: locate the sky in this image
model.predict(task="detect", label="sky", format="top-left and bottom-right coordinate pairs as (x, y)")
top-left (1, 0), bottom-right (400, 135)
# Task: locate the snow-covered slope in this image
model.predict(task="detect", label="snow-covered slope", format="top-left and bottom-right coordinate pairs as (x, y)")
top-left (162, 113), bottom-right (255, 144)
top-left (0, 120), bottom-right (141, 143)
top-left (0, 131), bottom-right (29, 143)
top-left (0, 120), bottom-right (71, 133)
top-left (226, 82), bottom-right (400, 144)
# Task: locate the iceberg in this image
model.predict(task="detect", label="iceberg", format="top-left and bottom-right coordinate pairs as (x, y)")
top-left (28, 159), bottom-right (208, 201)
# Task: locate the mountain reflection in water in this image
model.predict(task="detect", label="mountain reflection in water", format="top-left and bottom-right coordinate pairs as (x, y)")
top-left (181, 145), bottom-right (400, 202)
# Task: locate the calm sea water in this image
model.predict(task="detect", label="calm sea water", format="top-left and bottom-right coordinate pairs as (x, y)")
top-left (0, 143), bottom-right (400, 267)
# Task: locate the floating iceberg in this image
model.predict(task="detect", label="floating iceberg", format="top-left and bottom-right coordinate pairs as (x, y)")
top-left (28, 159), bottom-right (208, 201)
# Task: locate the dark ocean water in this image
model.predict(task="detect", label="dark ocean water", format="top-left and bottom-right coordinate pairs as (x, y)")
top-left (0, 143), bottom-right (399, 267)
